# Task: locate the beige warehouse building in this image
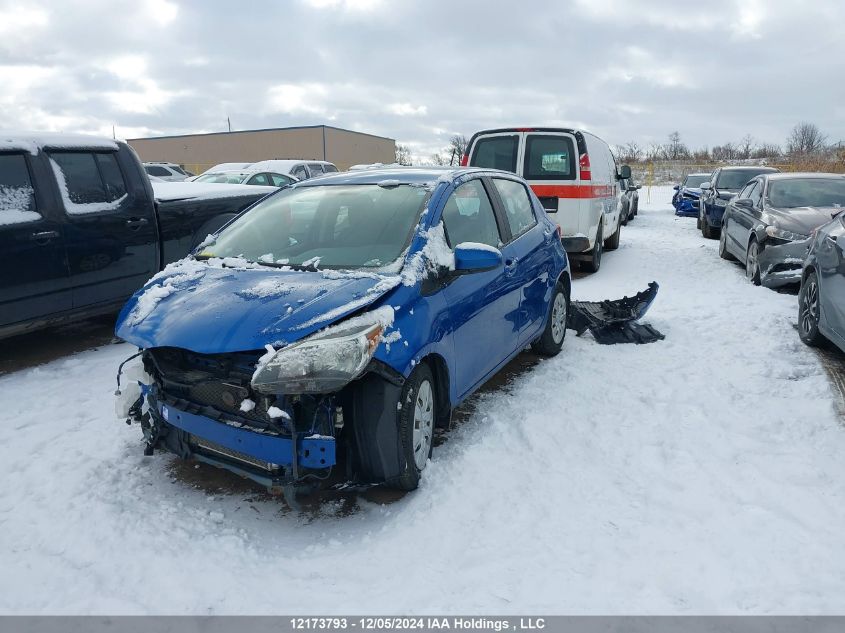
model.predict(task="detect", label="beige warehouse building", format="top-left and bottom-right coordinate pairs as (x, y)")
top-left (127, 125), bottom-right (396, 174)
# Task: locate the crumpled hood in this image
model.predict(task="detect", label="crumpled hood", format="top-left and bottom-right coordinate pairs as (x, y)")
top-left (682, 187), bottom-right (701, 197)
top-left (115, 260), bottom-right (400, 353)
top-left (767, 206), bottom-right (843, 236)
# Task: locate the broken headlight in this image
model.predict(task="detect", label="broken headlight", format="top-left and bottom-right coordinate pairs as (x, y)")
top-left (251, 322), bottom-right (384, 395)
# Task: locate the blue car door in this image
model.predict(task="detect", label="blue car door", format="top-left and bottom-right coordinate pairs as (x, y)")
top-left (438, 178), bottom-right (521, 398)
top-left (489, 176), bottom-right (553, 346)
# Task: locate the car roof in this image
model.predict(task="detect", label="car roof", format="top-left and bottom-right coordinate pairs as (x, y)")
top-left (764, 172), bottom-right (845, 181)
top-left (293, 166), bottom-right (498, 187)
top-left (686, 173), bottom-right (711, 177)
top-left (719, 166), bottom-right (779, 171)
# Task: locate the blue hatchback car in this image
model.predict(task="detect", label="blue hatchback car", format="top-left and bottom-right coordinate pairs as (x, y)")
top-left (115, 168), bottom-right (570, 491)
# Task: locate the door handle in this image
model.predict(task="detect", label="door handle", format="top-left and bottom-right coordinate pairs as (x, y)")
top-left (29, 230), bottom-right (59, 243)
top-left (125, 218), bottom-right (149, 230)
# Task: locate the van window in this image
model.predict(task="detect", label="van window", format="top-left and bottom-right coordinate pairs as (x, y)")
top-left (308, 163), bottom-right (325, 176)
top-left (524, 135), bottom-right (575, 180)
top-left (492, 178), bottom-right (536, 238)
top-left (145, 165), bottom-right (170, 177)
top-left (441, 180), bottom-right (501, 249)
top-left (470, 135), bottom-right (519, 173)
top-left (292, 165), bottom-right (308, 180)
top-left (323, 164), bottom-right (338, 173)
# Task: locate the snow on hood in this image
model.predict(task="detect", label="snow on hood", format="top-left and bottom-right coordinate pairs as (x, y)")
top-left (115, 258), bottom-right (404, 353)
top-left (151, 181), bottom-right (276, 202)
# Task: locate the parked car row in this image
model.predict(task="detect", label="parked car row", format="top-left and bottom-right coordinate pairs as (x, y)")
top-left (676, 166), bottom-right (845, 357)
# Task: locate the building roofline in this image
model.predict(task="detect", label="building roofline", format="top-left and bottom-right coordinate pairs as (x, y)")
top-left (127, 124), bottom-right (395, 143)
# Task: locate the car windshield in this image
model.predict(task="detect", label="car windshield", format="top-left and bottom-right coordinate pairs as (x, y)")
top-left (767, 179), bottom-right (845, 208)
top-left (200, 184), bottom-right (430, 269)
top-left (716, 169), bottom-right (772, 190)
top-left (195, 172), bottom-right (249, 184)
top-left (684, 175), bottom-right (709, 187)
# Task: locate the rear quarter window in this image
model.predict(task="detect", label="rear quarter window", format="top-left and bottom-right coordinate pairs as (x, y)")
top-left (523, 135), bottom-right (575, 181)
top-left (0, 153), bottom-right (41, 225)
top-left (470, 135), bottom-right (519, 173)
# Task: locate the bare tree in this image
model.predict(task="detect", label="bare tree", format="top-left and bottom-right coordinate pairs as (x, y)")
top-left (666, 131), bottom-right (689, 160)
top-left (446, 134), bottom-right (468, 165)
top-left (738, 134), bottom-right (756, 159)
top-left (428, 152), bottom-right (448, 166)
top-left (786, 122), bottom-right (827, 156)
top-left (395, 144), bottom-right (412, 166)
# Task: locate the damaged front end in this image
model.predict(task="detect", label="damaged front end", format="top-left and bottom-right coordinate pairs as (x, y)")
top-left (758, 236), bottom-right (811, 288)
top-left (118, 347), bottom-right (339, 491)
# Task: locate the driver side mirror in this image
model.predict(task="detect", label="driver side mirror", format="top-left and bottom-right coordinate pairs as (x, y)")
top-left (454, 243), bottom-right (503, 273)
top-left (700, 181), bottom-right (712, 190)
top-left (673, 185), bottom-right (680, 190)
top-left (618, 165), bottom-right (632, 179)
top-left (734, 198), bottom-right (753, 209)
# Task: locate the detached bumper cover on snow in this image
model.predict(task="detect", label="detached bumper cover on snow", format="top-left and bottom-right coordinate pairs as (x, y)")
top-left (568, 282), bottom-right (665, 344)
top-left (758, 238), bottom-right (811, 288)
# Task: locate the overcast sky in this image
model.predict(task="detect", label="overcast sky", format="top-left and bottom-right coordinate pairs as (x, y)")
top-left (1, 0), bottom-right (843, 160)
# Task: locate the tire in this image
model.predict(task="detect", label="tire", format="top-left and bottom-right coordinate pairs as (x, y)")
top-left (746, 238), bottom-right (761, 285)
top-left (696, 214), bottom-right (702, 230)
top-left (532, 281), bottom-right (569, 357)
top-left (719, 221), bottom-right (735, 261)
top-left (702, 214), bottom-right (718, 239)
top-left (621, 202), bottom-right (629, 226)
top-left (580, 224), bottom-right (603, 273)
top-left (390, 364), bottom-right (436, 491)
top-left (632, 198), bottom-right (638, 217)
top-left (605, 217), bottom-right (621, 251)
top-left (799, 271), bottom-right (825, 347)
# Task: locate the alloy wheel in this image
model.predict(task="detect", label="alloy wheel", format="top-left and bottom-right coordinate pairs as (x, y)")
top-left (800, 279), bottom-right (819, 335)
top-left (412, 380), bottom-right (434, 471)
top-left (746, 242), bottom-right (760, 283)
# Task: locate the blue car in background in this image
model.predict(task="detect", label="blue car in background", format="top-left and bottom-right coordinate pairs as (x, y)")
top-left (115, 168), bottom-right (570, 493)
top-left (672, 172), bottom-right (710, 217)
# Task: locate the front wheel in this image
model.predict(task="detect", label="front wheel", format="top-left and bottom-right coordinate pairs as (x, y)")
top-left (391, 364), bottom-right (436, 491)
top-left (719, 221), bottom-right (735, 261)
top-left (532, 281), bottom-right (569, 357)
top-left (605, 218), bottom-right (621, 251)
top-left (746, 239), bottom-right (762, 285)
top-left (798, 271), bottom-right (825, 346)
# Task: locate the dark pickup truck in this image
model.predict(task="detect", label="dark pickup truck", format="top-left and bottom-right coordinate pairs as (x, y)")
top-left (0, 133), bottom-right (275, 339)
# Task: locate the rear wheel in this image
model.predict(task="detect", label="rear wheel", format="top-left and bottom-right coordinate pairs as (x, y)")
top-left (580, 224), bottom-right (603, 273)
top-left (746, 238), bottom-right (762, 285)
top-left (632, 198), bottom-right (638, 217)
top-left (621, 202), bottom-right (629, 226)
top-left (532, 281), bottom-right (569, 357)
top-left (719, 221), bottom-right (735, 260)
top-left (391, 364), bottom-right (436, 491)
top-left (799, 271), bottom-right (825, 346)
top-left (605, 218), bottom-right (621, 251)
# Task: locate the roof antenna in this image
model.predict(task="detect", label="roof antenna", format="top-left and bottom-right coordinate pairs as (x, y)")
top-left (227, 117), bottom-right (231, 132)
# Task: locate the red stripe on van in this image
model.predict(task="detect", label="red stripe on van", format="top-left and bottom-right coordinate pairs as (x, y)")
top-left (530, 184), bottom-right (615, 199)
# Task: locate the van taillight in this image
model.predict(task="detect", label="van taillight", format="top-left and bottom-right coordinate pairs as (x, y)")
top-left (460, 154), bottom-right (468, 167)
top-left (579, 153), bottom-right (591, 181)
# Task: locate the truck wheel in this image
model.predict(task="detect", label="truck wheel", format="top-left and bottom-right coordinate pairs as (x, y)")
top-left (391, 364), bottom-right (436, 491)
top-left (604, 218), bottom-right (621, 251)
top-left (798, 271), bottom-right (825, 347)
top-left (580, 224), bottom-right (603, 273)
top-left (532, 281), bottom-right (568, 357)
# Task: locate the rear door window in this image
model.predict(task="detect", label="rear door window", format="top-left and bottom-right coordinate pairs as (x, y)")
top-left (440, 180), bottom-right (502, 249)
top-left (246, 173), bottom-right (270, 186)
top-left (50, 151), bottom-right (128, 211)
top-left (269, 173), bottom-right (295, 187)
top-left (308, 163), bottom-right (325, 176)
top-left (523, 135), bottom-right (575, 180)
top-left (0, 153), bottom-right (40, 224)
top-left (469, 135), bottom-right (519, 173)
top-left (492, 178), bottom-right (536, 238)
top-left (292, 165), bottom-right (308, 180)
top-left (323, 164), bottom-right (338, 173)
top-left (145, 165), bottom-right (170, 177)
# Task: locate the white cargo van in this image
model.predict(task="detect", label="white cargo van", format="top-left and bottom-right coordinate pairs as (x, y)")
top-left (463, 127), bottom-right (629, 272)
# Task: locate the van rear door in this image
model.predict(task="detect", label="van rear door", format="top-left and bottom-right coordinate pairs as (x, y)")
top-left (467, 132), bottom-right (522, 174)
top-left (520, 132), bottom-right (580, 238)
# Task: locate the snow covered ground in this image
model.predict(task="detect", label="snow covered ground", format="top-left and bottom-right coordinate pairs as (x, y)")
top-left (1, 186), bottom-right (844, 614)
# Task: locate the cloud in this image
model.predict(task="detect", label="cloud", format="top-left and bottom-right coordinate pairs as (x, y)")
top-left (0, 0), bottom-right (842, 157)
